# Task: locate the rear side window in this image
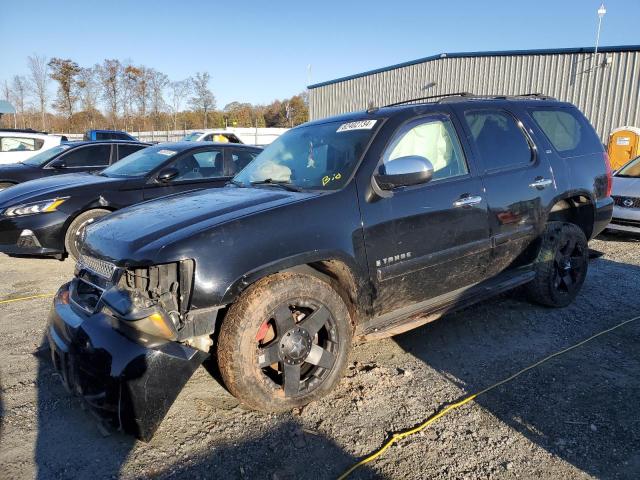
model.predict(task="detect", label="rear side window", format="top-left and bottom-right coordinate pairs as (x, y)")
top-left (464, 110), bottom-right (532, 171)
top-left (118, 144), bottom-right (145, 161)
top-left (0, 137), bottom-right (44, 152)
top-left (61, 145), bottom-right (111, 167)
top-left (230, 149), bottom-right (260, 174)
top-left (95, 132), bottom-right (109, 140)
top-left (529, 107), bottom-right (603, 158)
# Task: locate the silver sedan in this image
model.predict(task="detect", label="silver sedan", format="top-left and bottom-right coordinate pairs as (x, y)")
top-left (609, 155), bottom-right (640, 234)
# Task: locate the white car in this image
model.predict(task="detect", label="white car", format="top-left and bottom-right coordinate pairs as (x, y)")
top-left (609, 155), bottom-right (640, 234)
top-left (0, 129), bottom-right (65, 165)
top-left (181, 130), bottom-right (243, 143)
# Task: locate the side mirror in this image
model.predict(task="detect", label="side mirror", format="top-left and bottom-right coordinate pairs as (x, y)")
top-left (157, 167), bottom-right (179, 183)
top-left (374, 155), bottom-right (434, 190)
top-left (50, 160), bottom-right (66, 169)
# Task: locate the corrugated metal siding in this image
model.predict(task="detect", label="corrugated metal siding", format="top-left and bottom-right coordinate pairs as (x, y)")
top-left (309, 51), bottom-right (640, 140)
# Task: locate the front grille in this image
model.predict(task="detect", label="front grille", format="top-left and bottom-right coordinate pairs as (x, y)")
top-left (612, 195), bottom-right (640, 209)
top-left (77, 255), bottom-right (117, 280)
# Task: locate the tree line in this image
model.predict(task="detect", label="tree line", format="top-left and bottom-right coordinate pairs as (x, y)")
top-left (1, 55), bottom-right (309, 133)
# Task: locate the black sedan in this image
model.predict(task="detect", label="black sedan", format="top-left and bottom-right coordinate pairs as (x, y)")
top-left (0, 142), bottom-right (262, 259)
top-left (0, 140), bottom-right (150, 191)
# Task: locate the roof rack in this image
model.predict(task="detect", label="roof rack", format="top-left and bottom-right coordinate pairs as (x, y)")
top-left (0, 128), bottom-right (49, 135)
top-left (382, 92), bottom-right (555, 108)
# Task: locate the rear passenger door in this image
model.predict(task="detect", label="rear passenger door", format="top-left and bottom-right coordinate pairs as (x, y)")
top-left (116, 143), bottom-right (146, 164)
top-left (452, 106), bottom-right (558, 277)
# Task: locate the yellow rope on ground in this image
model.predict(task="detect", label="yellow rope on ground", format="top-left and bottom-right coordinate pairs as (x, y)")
top-left (338, 315), bottom-right (640, 479)
top-left (0, 293), bottom-right (54, 305)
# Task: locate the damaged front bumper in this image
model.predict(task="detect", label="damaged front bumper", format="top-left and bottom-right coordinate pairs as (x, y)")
top-left (46, 283), bottom-right (209, 441)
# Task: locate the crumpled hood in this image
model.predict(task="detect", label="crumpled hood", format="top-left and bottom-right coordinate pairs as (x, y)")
top-left (82, 187), bottom-right (318, 263)
top-left (0, 172), bottom-right (120, 207)
top-left (612, 176), bottom-right (640, 197)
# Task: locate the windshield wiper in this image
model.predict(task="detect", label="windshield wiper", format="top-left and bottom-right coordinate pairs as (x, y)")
top-left (250, 179), bottom-right (302, 192)
top-left (226, 179), bottom-right (246, 188)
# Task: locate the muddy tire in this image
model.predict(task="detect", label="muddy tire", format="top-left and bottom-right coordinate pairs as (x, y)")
top-left (217, 272), bottom-right (352, 412)
top-left (64, 209), bottom-right (111, 261)
top-left (526, 221), bottom-right (589, 307)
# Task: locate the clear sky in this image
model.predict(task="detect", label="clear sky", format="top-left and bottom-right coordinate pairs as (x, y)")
top-left (2, 0), bottom-right (638, 108)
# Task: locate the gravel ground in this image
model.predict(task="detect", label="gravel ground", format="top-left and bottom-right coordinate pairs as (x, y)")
top-left (0, 233), bottom-right (639, 480)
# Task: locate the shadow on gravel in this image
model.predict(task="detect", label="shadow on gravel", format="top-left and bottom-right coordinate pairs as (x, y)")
top-left (32, 336), bottom-right (373, 480)
top-left (395, 257), bottom-right (640, 479)
top-left (146, 420), bottom-right (377, 480)
top-left (0, 376), bottom-right (4, 442)
top-left (33, 337), bottom-right (136, 480)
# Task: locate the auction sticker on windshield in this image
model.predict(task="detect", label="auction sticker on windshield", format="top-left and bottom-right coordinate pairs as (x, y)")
top-left (158, 149), bottom-right (176, 156)
top-left (336, 120), bottom-right (377, 132)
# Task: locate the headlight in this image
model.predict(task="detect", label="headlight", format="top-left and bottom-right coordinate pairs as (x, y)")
top-left (3, 198), bottom-right (68, 217)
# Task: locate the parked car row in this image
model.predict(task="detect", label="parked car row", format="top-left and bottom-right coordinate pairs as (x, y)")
top-left (0, 95), bottom-right (620, 442)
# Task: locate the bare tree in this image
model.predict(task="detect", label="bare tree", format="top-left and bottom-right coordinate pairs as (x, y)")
top-left (1, 81), bottom-right (10, 102)
top-left (149, 69), bottom-right (169, 127)
top-left (27, 54), bottom-right (49, 130)
top-left (168, 79), bottom-right (191, 130)
top-left (189, 72), bottom-right (215, 128)
top-left (48, 58), bottom-right (82, 120)
top-left (11, 75), bottom-right (28, 128)
top-left (97, 59), bottom-right (122, 128)
top-left (78, 66), bottom-right (100, 112)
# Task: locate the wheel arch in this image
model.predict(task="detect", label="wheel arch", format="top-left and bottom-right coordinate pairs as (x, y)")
top-left (61, 203), bottom-right (118, 253)
top-left (546, 191), bottom-right (596, 240)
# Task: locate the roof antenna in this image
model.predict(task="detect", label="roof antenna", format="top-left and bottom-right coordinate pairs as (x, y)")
top-left (367, 100), bottom-right (378, 114)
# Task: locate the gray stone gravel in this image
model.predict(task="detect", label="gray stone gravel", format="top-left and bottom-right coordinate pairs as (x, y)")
top-left (0, 233), bottom-right (639, 479)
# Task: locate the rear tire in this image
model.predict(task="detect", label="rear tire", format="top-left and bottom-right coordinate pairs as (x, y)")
top-left (526, 222), bottom-right (588, 307)
top-left (217, 272), bottom-right (352, 412)
top-left (64, 209), bottom-right (111, 261)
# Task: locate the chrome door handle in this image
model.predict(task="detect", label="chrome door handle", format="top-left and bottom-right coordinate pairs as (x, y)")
top-left (529, 178), bottom-right (553, 189)
top-left (453, 195), bottom-right (483, 207)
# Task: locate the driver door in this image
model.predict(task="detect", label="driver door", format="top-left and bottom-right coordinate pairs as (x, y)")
top-left (143, 147), bottom-right (230, 200)
top-left (359, 112), bottom-right (492, 316)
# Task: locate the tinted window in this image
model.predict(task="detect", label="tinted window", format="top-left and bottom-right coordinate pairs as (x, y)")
top-left (95, 132), bottom-right (109, 140)
top-left (61, 145), bottom-right (111, 167)
top-left (464, 110), bottom-right (532, 170)
top-left (23, 144), bottom-right (72, 166)
top-left (170, 149), bottom-right (225, 181)
top-left (0, 136), bottom-right (43, 152)
top-left (530, 107), bottom-right (603, 158)
top-left (384, 115), bottom-right (468, 181)
top-left (230, 149), bottom-right (260, 174)
top-left (118, 144), bottom-right (145, 161)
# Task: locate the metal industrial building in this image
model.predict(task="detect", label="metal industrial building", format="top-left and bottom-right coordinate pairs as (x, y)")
top-left (308, 46), bottom-right (640, 140)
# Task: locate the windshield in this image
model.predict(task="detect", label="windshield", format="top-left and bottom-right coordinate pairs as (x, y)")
top-left (617, 156), bottom-right (640, 178)
top-left (102, 145), bottom-right (178, 177)
top-left (233, 119), bottom-right (378, 190)
top-left (182, 132), bottom-right (203, 141)
top-left (23, 144), bottom-right (72, 166)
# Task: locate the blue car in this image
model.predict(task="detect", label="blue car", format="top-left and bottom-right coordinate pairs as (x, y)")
top-left (83, 129), bottom-right (137, 141)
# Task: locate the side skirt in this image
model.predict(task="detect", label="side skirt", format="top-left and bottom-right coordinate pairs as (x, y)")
top-left (356, 267), bottom-right (536, 342)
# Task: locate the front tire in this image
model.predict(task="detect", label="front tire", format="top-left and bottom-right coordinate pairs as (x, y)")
top-left (64, 209), bottom-right (111, 261)
top-left (217, 272), bottom-right (352, 412)
top-left (526, 222), bottom-right (589, 307)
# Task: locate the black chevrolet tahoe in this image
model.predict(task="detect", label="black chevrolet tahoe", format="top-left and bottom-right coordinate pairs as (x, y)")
top-left (46, 95), bottom-right (613, 439)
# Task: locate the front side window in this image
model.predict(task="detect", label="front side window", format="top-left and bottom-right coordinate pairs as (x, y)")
top-left (383, 115), bottom-right (468, 181)
top-left (0, 136), bottom-right (44, 152)
top-left (61, 144), bottom-right (112, 167)
top-left (464, 110), bottom-right (533, 171)
top-left (103, 145), bottom-right (180, 177)
top-left (168, 149), bottom-right (225, 181)
top-left (617, 156), bottom-right (640, 178)
top-left (234, 119), bottom-right (377, 190)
